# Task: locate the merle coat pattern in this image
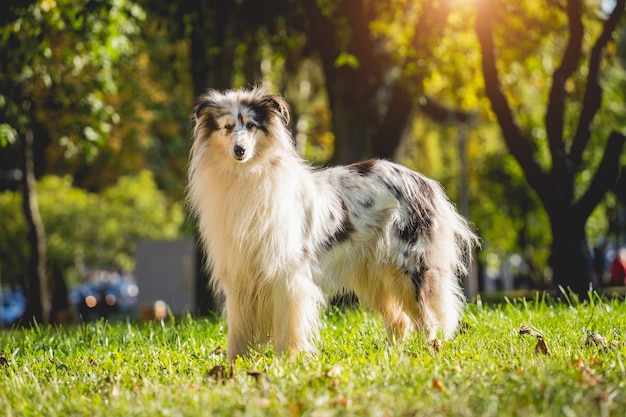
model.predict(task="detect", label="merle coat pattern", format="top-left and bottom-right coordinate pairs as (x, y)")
top-left (187, 87), bottom-right (478, 359)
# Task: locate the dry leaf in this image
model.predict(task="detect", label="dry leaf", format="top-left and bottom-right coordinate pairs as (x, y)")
top-left (247, 369), bottom-right (265, 382)
top-left (432, 379), bottom-right (445, 392)
top-left (208, 364), bottom-right (234, 383)
top-left (535, 337), bottom-right (550, 355)
top-left (582, 371), bottom-right (602, 386)
top-left (326, 363), bottom-right (343, 378)
top-left (429, 338), bottom-right (442, 352)
top-left (574, 359), bottom-right (603, 386)
top-left (207, 365), bottom-right (225, 381)
top-left (331, 397), bottom-right (352, 408)
top-left (247, 368), bottom-right (274, 394)
top-left (458, 321), bottom-right (471, 335)
top-left (585, 333), bottom-right (608, 348)
top-left (575, 358), bottom-right (585, 370)
top-left (519, 325), bottom-right (542, 338)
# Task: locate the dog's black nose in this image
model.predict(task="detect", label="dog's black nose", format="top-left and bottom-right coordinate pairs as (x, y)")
top-left (233, 145), bottom-right (246, 158)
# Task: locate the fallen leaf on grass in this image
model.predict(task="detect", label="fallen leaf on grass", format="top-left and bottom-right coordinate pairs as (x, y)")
top-left (331, 397), bottom-right (353, 408)
top-left (519, 325), bottom-right (543, 338)
top-left (519, 325), bottom-right (549, 355)
top-left (573, 358), bottom-right (603, 386)
top-left (432, 379), bottom-right (445, 392)
top-left (247, 369), bottom-right (265, 382)
top-left (326, 363), bottom-right (343, 378)
top-left (585, 333), bottom-right (623, 352)
top-left (207, 365), bottom-right (225, 381)
top-left (457, 321), bottom-right (471, 335)
top-left (585, 333), bottom-right (607, 348)
top-left (324, 363), bottom-right (344, 391)
top-left (534, 338), bottom-right (550, 356)
top-left (207, 363), bottom-right (235, 383)
top-left (247, 369), bottom-right (275, 395)
top-left (429, 338), bottom-right (442, 352)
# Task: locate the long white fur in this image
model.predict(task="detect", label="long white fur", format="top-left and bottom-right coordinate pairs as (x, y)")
top-left (187, 87), bottom-right (478, 360)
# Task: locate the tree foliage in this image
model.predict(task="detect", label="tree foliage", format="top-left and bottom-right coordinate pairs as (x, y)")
top-left (1, 0), bottom-right (625, 305)
top-left (0, 171), bottom-right (184, 287)
top-left (0, 0), bottom-right (145, 151)
top-left (476, 0), bottom-right (626, 295)
top-left (0, 0), bottom-right (148, 323)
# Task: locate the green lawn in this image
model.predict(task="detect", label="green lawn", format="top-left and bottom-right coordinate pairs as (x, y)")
top-left (1, 294), bottom-right (625, 416)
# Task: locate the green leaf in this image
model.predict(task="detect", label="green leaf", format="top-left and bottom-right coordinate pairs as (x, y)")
top-left (0, 123), bottom-right (18, 146)
top-left (334, 52), bottom-right (359, 69)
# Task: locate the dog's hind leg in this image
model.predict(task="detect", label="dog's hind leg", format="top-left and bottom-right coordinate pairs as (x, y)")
top-left (350, 274), bottom-right (414, 342)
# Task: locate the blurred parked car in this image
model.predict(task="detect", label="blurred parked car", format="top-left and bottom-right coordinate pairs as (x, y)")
top-left (1, 289), bottom-right (26, 327)
top-left (69, 270), bottom-right (139, 322)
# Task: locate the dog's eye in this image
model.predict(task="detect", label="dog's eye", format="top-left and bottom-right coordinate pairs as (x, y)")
top-left (245, 122), bottom-right (256, 130)
top-left (224, 124), bottom-right (234, 131)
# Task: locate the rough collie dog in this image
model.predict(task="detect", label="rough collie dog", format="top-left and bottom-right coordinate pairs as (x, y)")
top-left (187, 87), bottom-right (478, 360)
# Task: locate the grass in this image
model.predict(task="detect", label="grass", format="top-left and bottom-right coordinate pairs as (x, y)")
top-left (1, 294), bottom-right (626, 416)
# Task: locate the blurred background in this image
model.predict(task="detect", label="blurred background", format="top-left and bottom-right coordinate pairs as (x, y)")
top-left (1, 0), bottom-right (626, 327)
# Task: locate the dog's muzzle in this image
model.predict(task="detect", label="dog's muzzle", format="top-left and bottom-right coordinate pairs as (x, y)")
top-left (233, 144), bottom-right (246, 160)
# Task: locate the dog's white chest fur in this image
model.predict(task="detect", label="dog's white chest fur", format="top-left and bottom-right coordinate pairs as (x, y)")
top-left (199, 167), bottom-right (309, 284)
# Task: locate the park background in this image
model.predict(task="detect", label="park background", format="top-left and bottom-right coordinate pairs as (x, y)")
top-left (1, 0), bottom-right (626, 326)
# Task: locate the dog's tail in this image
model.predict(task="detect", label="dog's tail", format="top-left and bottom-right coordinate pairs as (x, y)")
top-left (421, 177), bottom-right (479, 338)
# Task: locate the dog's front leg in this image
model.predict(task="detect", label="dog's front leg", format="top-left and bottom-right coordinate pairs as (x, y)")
top-left (272, 269), bottom-right (323, 358)
top-left (225, 296), bottom-right (253, 360)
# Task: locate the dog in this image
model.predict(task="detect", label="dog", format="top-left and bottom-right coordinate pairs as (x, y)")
top-left (187, 87), bottom-right (478, 360)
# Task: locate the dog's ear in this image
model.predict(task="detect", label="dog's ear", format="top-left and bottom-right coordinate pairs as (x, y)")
top-left (193, 90), bottom-right (223, 134)
top-left (193, 90), bottom-right (221, 121)
top-left (260, 94), bottom-right (290, 126)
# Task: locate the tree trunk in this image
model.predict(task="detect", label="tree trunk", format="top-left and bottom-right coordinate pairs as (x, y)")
top-left (187, 1), bottom-right (239, 315)
top-left (547, 209), bottom-right (592, 299)
top-left (189, 0), bottom-right (237, 97)
top-left (20, 128), bottom-right (50, 325)
top-left (301, 0), bottom-right (382, 165)
top-left (327, 79), bottom-right (378, 164)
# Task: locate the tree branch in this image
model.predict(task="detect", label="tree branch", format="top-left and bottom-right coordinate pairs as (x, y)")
top-left (404, 0), bottom-right (452, 85)
top-left (475, 0), bottom-right (547, 197)
top-left (419, 96), bottom-right (476, 124)
top-left (372, 0), bottom-right (452, 158)
top-left (576, 131), bottom-right (626, 220)
top-left (545, 0), bottom-right (583, 176)
top-left (371, 93), bottom-right (476, 159)
top-left (570, 0), bottom-right (626, 169)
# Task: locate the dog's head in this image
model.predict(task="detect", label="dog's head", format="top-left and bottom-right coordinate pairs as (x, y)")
top-left (191, 87), bottom-right (293, 175)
